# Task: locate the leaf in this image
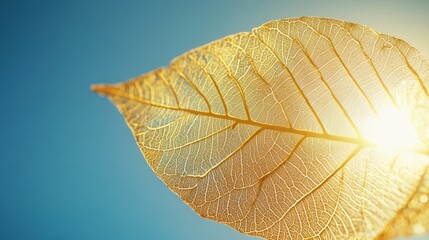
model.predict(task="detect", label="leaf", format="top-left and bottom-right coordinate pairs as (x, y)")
top-left (92, 17), bottom-right (429, 239)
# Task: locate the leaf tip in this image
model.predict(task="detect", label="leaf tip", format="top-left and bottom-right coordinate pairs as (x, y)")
top-left (90, 83), bottom-right (119, 97)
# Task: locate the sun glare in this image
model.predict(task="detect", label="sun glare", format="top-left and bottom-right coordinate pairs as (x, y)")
top-left (363, 106), bottom-right (422, 149)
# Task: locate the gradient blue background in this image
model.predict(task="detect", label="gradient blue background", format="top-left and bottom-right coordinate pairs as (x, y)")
top-left (1, 0), bottom-right (429, 239)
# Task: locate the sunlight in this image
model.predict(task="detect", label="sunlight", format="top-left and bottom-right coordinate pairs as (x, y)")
top-left (363, 106), bottom-right (422, 149)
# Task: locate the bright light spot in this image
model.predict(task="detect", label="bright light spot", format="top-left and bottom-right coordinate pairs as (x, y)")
top-left (420, 194), bottom-right (428, 204)
top-left (413, 223), bottom-right (425, 235)
top-left (363, 106), bottom-right (422, 149)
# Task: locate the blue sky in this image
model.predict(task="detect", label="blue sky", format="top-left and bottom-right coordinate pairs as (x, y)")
top-left (1, 0), bottom-right (429, 239)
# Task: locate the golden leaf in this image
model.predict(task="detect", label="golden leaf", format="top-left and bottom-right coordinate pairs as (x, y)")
top-left (92, 17), bottom-right (429, 239)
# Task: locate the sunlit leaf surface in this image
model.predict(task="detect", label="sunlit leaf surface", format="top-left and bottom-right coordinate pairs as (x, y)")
top-left (92, 17), bottom-right (429, 239)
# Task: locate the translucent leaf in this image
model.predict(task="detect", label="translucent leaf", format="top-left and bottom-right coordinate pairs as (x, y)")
top-left (92, 17), bottom-right (429, 239)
